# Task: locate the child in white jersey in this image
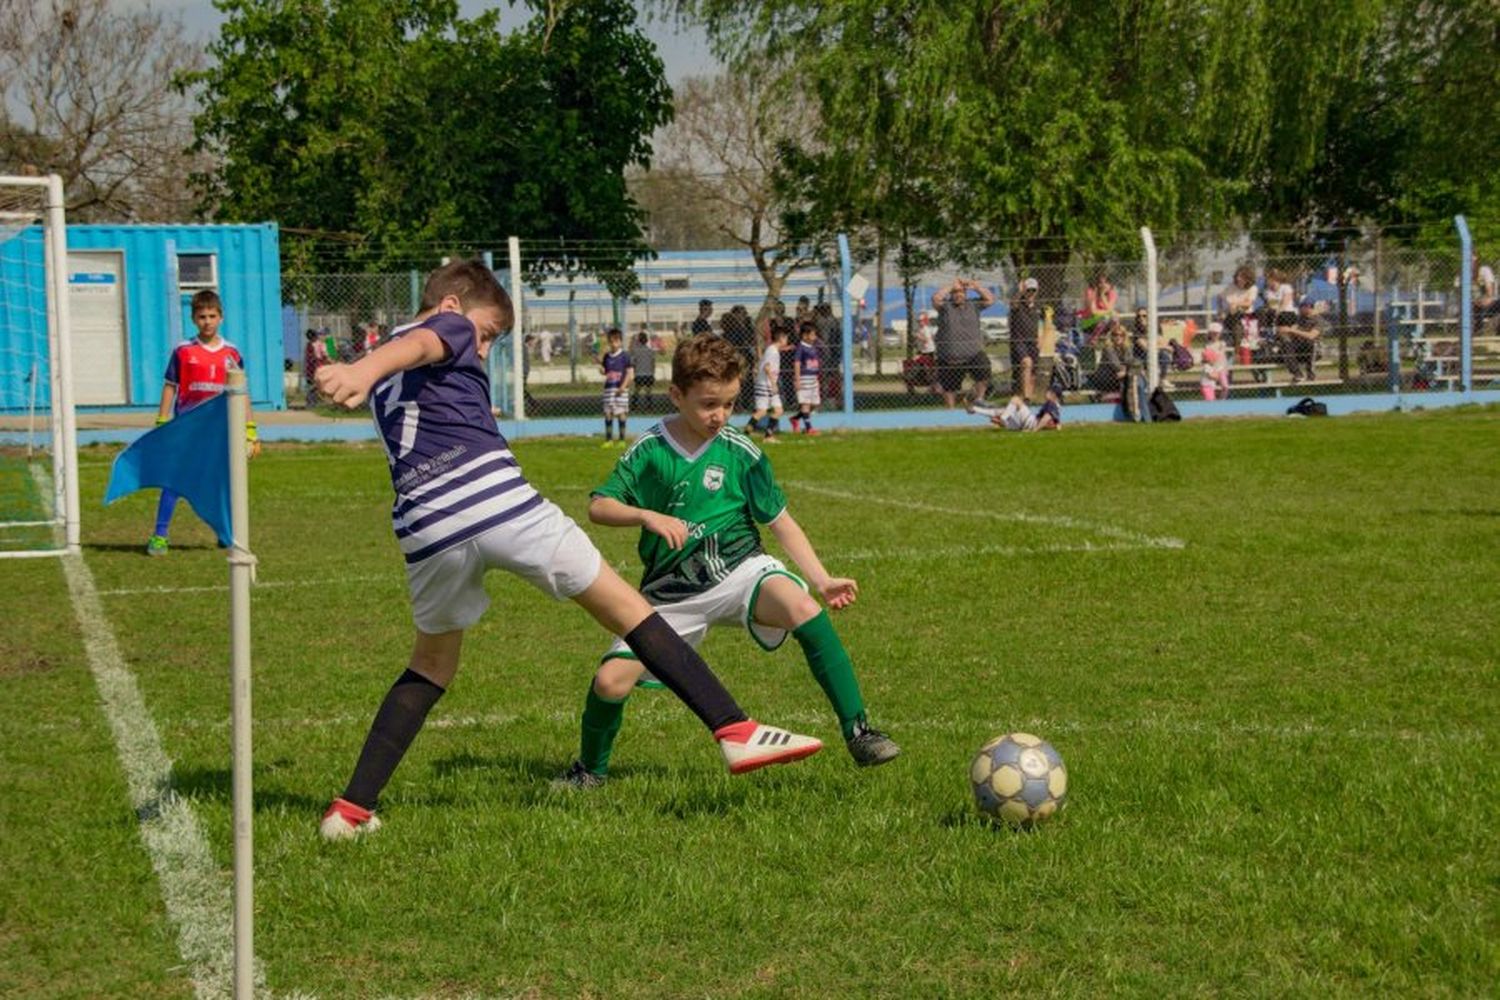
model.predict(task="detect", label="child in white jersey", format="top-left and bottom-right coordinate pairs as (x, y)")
top-left (746, 324), bottom-right (788, 438)
top-left (555, 336), bottom-right (900, 788)
top-left (312, 260), bottom-right (823, 839)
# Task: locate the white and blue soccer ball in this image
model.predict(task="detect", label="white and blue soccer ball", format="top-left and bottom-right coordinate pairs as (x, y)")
top-left (970, 732), bottom-right (1068, 827)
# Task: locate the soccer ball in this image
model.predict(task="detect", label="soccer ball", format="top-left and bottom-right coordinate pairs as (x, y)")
top-left (970, 732), bottom-right (1068, 827)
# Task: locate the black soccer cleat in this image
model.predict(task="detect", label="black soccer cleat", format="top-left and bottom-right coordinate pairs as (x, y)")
top-left (845, 721), bottom-right (901, 767)
top-left (551, 760), bottom-right (607, 790)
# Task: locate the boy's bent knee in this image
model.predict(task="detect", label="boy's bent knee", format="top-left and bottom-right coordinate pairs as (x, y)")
top-left (409, 629), bottom-right (463, 688)
top-left (593, 657), bottom-right (643, 700)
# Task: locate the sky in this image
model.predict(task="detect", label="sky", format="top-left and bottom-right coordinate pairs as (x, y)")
top-left (147, 0), bottom-right (721, 82)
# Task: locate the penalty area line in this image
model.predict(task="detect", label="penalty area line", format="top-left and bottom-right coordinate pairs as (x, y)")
top-left (60, 552), bottom-right (262, 999)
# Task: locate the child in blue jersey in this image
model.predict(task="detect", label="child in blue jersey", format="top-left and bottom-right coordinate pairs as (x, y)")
top-left (793, 320), bottom-right (822, 435)
top-left (600, 327), bottom-right (634, 446)
top-left (312, 261), bottom-right (823, 840)
top-left (556, 335), bottom-right (900, 788)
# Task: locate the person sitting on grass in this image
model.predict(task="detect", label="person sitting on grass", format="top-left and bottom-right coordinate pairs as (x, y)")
top-left (555, 335), bottom-right (900, 788)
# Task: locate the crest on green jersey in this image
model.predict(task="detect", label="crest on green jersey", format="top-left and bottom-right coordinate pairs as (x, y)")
top-left (702, 465), bottom-right (725, 491)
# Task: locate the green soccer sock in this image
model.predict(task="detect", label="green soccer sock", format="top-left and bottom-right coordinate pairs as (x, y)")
top-left (579, 684), bottom-right (628, 776)
top-left (792, 609), bottom-right (866, 739)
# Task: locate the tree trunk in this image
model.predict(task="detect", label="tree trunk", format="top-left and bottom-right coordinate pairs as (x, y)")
top-left (875, 234), bottom-right (886, 376)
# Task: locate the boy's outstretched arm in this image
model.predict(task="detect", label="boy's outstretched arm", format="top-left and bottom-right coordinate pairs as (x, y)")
top-left (156, 384), bottom-right (176, 423)
top-left (588, 495), bottom-right (687, 550)
top-left (316, 328), bottom-right (447, 408)
top-left (767, 511), bottom-right (857, 609)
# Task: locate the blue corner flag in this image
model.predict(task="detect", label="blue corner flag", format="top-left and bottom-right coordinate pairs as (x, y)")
top-left (105, 393), bottom-right (233, 546)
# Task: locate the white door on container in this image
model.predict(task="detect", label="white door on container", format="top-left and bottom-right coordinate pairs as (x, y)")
top-left (67, 251), bottom-right (129, 405)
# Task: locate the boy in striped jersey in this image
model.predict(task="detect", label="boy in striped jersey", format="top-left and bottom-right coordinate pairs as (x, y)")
top-left (599, 327), bottom-right (633, 446)
top-left (313, 261), bottom-right (822, 840)
top-left (556, 336), bottom-right (899, 788)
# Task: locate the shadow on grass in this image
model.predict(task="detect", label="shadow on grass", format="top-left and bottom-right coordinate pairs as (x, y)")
top-left (160, 762), bottom-right (327, 815)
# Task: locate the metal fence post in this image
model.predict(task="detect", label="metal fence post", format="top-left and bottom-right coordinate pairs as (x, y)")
top-left (508, 237), bottom-right (525, 420)
top-left (408, 270), bottom-right (420, 316)
top-left (837, 233), bottom-right (855, 415)
top-left (1141, 226), bottom-right (1159, 389)
top-left (1456, 215), bottom-right (1472, 395)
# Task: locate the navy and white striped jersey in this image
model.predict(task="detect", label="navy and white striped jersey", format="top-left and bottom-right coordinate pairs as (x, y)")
top-left (372, 311), bottom-right (540, 563)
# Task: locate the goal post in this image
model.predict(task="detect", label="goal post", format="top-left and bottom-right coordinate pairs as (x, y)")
top-left (0, 174), bottom-right (80, 556)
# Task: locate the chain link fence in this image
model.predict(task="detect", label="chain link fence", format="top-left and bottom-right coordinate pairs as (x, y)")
top-left (282, 223), bottom-right (1497, 423)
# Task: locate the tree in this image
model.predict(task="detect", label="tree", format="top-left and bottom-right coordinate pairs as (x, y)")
top-left (667, 0), bottom-right (1498, 259)
top-left (641, 67), bottom-right (828, 317)
top-left (0, 0), bottom-right (207, 221)
top-left (184, 0), bottom-right (672, 277)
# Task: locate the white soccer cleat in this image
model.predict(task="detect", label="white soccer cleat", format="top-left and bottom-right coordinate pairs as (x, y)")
top-left (320, 797), bottom-right (382, 841)
top-left (714, 720), bottom-right (822, 775)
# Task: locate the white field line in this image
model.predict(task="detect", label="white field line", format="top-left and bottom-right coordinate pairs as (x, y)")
top-left (836, 539), bottom-right (1151, 562)
top-left (162, 704), bottom-right (1486, 746)
top-left (784, 480), bottom-right (1187, 550)
top-left (60, 553), bottom-right (263, 999)
top-left (96, 574), bottom-right (392, 597)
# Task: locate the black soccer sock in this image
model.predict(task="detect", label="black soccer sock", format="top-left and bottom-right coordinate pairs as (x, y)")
top-left (342, 669), bottom-right (445, 810)
top-left (603, 418), bottom-right (612, 441)
top-left (623, 613), bottom-right (746, 732)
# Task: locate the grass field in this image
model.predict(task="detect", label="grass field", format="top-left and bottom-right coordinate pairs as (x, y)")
top-left (2, 407), bottom-right (1498, 997)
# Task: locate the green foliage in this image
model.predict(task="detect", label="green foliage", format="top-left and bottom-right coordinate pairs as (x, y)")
top-left (671, 0), bottom-right (1500, 258)
top-left (183, 0), bottom-right (671, 276)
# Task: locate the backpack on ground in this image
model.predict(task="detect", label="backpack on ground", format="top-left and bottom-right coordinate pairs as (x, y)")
top-left (1149, 385), bottom-right (1182, 422)
top-left (1287, 396), bottom-right (1329, 417)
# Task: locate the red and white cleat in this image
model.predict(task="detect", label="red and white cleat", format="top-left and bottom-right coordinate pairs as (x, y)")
top-left (320, 797), bottom-right (383, 841)
top-left (714, 720), bottom-right (822, 774)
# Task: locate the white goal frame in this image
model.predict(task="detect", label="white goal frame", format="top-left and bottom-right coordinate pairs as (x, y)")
top-left (1, 175), bottom-right (80, 556)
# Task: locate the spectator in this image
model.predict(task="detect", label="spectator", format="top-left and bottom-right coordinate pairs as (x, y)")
top-left (1471, 253), bottom-right (1499, 331)
top-left (792, 320), bottom-right (823, 435)
top-left (1265, 267), bottom-right (1297, 335)
top-left (1008, 278), bottom-right (1041, 401)
top-left (629, 329), bottom-right (657, 407)
top-left (1221, 265), bottom-right (1260, 348)
top-left (1200, 322), bottom-right (1230, 400)
top-left (814, 303), bottom-right (841, 406)
top-left (795, 295), bottom-right (813, 327)
top-left (1086, 323), bottom-right (1129, 397)
top-left (932, 277), bottom-right (996, 408)
top-left (690, 298), bottom-right (714, 337)
top-left (1281, 297), bottom-right (1324, 382)
top-left (303, 328), bottom-right (329, 406)
top-left (1080, 271), bottom-right (1118, 344)
top-left (721, 305), bottom-right (757, 411)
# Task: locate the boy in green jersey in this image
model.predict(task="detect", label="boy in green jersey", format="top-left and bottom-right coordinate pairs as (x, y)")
top-left (557, 337), bottom-right (900, 786)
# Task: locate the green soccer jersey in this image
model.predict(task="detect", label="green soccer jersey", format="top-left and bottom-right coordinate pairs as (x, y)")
top-left (593, 420), bottom-right (788, 603)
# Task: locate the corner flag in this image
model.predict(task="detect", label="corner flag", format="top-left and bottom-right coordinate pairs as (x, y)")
top-left (104, 393), bottom-right (233, 546)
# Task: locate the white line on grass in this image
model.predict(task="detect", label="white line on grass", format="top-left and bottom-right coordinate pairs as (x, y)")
top-left (61, 552), bottom-right (263, 999)
top-left (784, 480), bottom-right (1187, 550)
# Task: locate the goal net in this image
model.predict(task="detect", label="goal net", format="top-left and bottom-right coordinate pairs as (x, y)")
top-left (0, 176), bottom-right (79, 556)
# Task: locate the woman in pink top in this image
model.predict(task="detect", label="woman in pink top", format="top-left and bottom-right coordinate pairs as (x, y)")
top-left (1081, 272), bottom-right (1118, 344)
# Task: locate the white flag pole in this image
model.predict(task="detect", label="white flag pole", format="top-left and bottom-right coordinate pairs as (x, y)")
top-left (225, 369), bottom-right (256, 998)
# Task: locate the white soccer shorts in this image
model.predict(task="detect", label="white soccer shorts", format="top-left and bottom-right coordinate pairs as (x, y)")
top-left (1000, 399), bottom-right (1038, 432)
top-left (600, 553), bottom-right (807, 668)
top-left (405, 499), bottom-right (602, 634)
top-left (797, 375), bottom-right (821, 407)
top-left (603, 386), bottom-right (630, 416)
top-left (754, 380), bottom-right (781, 411)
